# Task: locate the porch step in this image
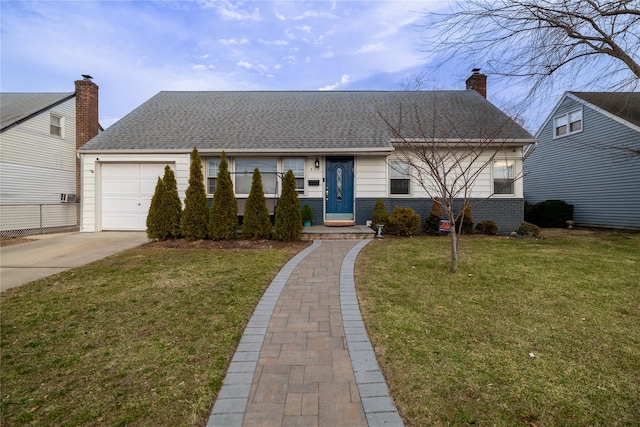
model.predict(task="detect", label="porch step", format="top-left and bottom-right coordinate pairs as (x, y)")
top-left (301, 225), bottom-right (375, 240)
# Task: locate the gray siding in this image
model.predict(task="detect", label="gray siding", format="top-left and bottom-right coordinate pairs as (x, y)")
top-left (356, 197), bottom-right (524, 235)
top-left (525, 96), bottom-right (640, 230)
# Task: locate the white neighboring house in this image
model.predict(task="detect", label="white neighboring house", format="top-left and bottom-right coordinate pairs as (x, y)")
top-left (524, 92), bottom-right (640, 230)
top-left (0, 76), bottom-right (99, 237)
top-left (78, 71), bottom-right (535, 234)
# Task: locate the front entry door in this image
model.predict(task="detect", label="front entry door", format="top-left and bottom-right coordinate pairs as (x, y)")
top-left (325, 157), bottom-right (354, 221)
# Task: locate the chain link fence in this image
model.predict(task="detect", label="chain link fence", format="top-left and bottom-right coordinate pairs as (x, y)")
top-left (0, 203), bottom-right (79, 239)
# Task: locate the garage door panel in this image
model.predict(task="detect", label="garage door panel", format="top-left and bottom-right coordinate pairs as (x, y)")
top-left (101, 163), bottom-right (170, 231)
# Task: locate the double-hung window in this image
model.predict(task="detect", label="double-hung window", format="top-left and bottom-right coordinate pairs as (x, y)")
top-left (389, 161), bottom-right (410, 195)
top-left (554, 108), bottom-right (582, 138)
top-left (493, 160), bottom-right (515, 195)
top-left (50, 113), bottom-right (63, 137)
top-left (207, 158), bottom-right (220, 194)
top-left (283, 158), bottom-right (305, 194)
top-left (235, 158), bottom-right (277, 195)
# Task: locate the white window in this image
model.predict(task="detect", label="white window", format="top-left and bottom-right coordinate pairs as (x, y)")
top-left (50, 113), bottom-right (63, 137)
top-left (283, 158), bottom-right (305, 194)
top-left (207, 158), bottom-right (220, 194)
top-left (235, 158), bottom-right (277, 195)
top-left (493, 160), bottom-right (515, 195)
top-left (389, 161), bottom-right (410, 195)
top-left (554, 108), bottom-right (582, 138)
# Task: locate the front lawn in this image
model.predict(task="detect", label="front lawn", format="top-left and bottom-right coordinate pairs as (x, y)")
top-left (1, 244), bottom-right (301, 426)
top-left (356, 230), bottom-right (640, 426)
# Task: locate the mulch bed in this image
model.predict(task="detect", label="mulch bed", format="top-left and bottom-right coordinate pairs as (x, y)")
top-left (143, 238), bottom-right (311, 250)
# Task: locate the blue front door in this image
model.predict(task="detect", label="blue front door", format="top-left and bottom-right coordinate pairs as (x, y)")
top-left (325, 157), bottom-right (354, 221)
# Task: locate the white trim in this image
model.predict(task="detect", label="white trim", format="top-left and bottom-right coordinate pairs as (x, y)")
top-left (566, 92), bottom-right (640, 133)
top-left (552, 107), bottom-right (583, 139)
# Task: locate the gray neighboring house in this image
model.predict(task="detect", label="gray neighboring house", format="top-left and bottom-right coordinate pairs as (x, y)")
top-left (79, 72), bottom-right (535, 233)
top-left (0, 77), bottom-right (100, 237)
top-left (524, 92), bottom-right (640, 230)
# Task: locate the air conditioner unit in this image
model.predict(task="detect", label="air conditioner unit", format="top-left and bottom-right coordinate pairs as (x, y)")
top-left (61, 193), bottom-right (77, 203)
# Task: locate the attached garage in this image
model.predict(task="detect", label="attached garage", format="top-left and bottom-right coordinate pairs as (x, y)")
top-left (100, 163), bottom-right (171, 231)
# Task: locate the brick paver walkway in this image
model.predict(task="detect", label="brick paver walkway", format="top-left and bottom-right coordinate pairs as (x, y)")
top-left (207, 240), bottom-right (403, 427)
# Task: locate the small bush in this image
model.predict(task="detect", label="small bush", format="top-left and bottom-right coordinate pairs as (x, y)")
top-left (518, 221), bottom-right (540, 237)
top-left (273, 170), bottom-right (303, 241)
top-left (370, 199), bottom-right (389, 232)
top-left (301, 204), bottom-right (313, 222)
top-left (387, 207), bottom-right (421, 237)
top-left (525, 199), bottom-right (573, 228)
top-left (475, 220), bottom-right (499, 235)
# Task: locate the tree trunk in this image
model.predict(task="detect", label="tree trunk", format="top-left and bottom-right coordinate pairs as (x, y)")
top-left (449, 226), bottom-right (459, 273)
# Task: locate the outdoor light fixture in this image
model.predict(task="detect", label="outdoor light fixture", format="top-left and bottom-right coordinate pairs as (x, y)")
top-left (315, 158), bottom-right (320, 169)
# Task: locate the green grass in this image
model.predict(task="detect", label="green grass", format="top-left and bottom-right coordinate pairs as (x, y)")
top-left (1, 246), bottom-right (299, 426)
top-left (356, 231), bottom-right (640, 426)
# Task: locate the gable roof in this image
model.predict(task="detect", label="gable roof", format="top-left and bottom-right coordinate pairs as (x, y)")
top-left (80, 90), bottom-right (534, 154)
top-left (569, 92), bottom-right (640, 129)
top-left (0, 92), bottom-right (75, 132)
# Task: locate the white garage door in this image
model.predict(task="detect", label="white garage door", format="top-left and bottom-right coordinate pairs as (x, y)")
top-left (101, 163), bottom-right (170, 231)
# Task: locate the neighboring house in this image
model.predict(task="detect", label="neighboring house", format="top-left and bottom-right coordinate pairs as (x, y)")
top-left (78, 71), bottom-right (535, 233)
top-left (524, 92), bottom-right (640, 230)
top-left (0, 76), bottom-right (100, 237)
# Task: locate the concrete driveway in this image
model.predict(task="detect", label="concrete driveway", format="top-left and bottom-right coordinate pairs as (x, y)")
top-left (0, 232), bottom-right (149, 292)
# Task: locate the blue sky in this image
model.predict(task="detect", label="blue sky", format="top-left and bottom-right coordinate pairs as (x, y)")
top-left (1, 1), bottom-right (535, 131)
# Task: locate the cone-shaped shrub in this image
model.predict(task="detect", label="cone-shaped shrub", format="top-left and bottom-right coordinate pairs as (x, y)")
top-left (242, 168), bottom-right (272, 240)
top-left (161, 165), bottom-right (182, 239)
top-left (370, 198), bottom-right (389, 232)
top-left (146, 177), bottom-right (165, 240)
top-left (180, 147), bottom-right (209, 241)
top-left (210, 151), bottom-right (238, 240)
top-left (424, 197), bottom-right (443, 235)
top-left (274, 170), bottom-right (302, 241)
top-left (460, 201), bottom-right (474, 234)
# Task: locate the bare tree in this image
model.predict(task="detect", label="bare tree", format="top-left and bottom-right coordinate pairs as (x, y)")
top-left (420, 1), bottom-right (640, 96)
top-left (378, 99), bottom-right (526, 273)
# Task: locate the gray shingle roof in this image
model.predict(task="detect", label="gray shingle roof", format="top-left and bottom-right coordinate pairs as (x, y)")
top-left (1, 92), bottom-right (75, 131)
top-left (571, 92), bottom-right (640, 128)
top-left (80, 90), bottom-right (534, 152)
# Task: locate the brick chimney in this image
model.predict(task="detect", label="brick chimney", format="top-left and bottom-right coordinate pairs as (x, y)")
top-left (466, 68), bottom-right (487, 98)
top-left (74, 75), bottom-right (99, 200)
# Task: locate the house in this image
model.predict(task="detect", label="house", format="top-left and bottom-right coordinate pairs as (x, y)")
top-left (0, 76), bottom-right (100, 237)
top-left (524, 92), bottom-right (640, 230)
top-left (78, 71), bottom-right (535, 234)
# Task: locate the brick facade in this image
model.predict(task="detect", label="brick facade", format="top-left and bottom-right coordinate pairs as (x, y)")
top-left (74, 77), bottom-right (99, 200)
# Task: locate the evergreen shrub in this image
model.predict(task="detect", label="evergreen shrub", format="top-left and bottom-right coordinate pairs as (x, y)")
top-left (525, 199), bottom-right (573, 228)
top-left (180, 148), bottom-right (209, 241)
top-left (460, 202), bottom-right (474, 234)
top-left (518, 221), bottom-right (541, 237)
top-left (370, 199), bottom-right (389, 232)
top-left (210, 151), bottom-right (238, 240)
top-left (475, 220), bottom-right (499, 235)
top-left (274, 170), bottom-right (303, 241)
top-left (387, 207), bottom-right (421, 237)
top-left (242, 168), bottom-right (272, 240)
top-left (424, 197), bottom-right (443, 235)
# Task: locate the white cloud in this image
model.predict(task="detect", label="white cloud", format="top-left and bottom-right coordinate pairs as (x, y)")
top-left (219, 37), bottom-right (249, 45)
top-left (201, 0), bottom-right (261, 21)
top-left (236, 61), bottom-right (268, 73)
top-left (295, 25), bottom-right (312, 33)
top-left (259, 39), bottom-right (288, 46)
top-left (357, 43), bottom-right (385, 54)
top-left (192, 64), bottom-right (216, 71)
top-left (318, 74), bottom-right (349, 91)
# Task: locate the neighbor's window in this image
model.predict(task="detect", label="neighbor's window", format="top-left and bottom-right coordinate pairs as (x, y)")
top-left (50, 113), bottom-right (63, 137)
top-left (207, 158), bottom-right (220, 194)
top-left (389, 161), bottom-right (410, 195)
top-left (235, 158), bottom-right (277, 195)
top-left (283, 158), bottom-right (305, 194)
top-left (493, 160), bottom-right (515, 195)
top-left (554, 108), bottom-right (582, 138)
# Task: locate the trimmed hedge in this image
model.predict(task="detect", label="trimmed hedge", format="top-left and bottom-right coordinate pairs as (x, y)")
top-left (525, 199), bottom-right (573, 228)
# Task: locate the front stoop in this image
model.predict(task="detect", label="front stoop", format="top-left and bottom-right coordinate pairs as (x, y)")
top-left (301, 225), bottom-right (375, 240)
